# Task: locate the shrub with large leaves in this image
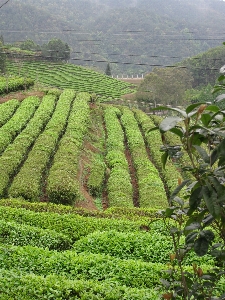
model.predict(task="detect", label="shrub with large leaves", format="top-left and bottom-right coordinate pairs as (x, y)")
top-left (151, 83), bottom-right (225, 299)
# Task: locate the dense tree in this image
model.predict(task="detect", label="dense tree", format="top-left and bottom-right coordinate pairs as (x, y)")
top-left (181, 45), bottom-right (225, 87)
top-left (105, 63), bottom-right (112, 76)
top-left (19, 39), bottom-right (40, 51)
top-left (42, 38), bottom-right (70, 61)
top-left (136, 67), bottom-right (193, 106)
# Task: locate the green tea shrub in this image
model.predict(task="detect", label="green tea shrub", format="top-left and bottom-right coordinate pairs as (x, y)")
top-left (0, 220), bottom-right (71, 250)
top-left (0, 268), bottom-right (161, 300)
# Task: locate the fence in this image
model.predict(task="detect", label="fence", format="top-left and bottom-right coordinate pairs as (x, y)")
top-left (106, 99), bottom-right (180, 115)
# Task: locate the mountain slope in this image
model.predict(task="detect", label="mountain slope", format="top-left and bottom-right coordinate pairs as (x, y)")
top-left (1, 0), bottom-right (225, 74)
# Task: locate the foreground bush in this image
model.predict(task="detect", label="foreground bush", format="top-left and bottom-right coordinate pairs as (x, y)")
top-left (0, 220), bottom-right (71, 250)
top-left (0, 269), bottom-right (161, 300)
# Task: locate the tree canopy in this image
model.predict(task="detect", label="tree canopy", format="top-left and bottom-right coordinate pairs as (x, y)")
top-left (136, 67), bottom-right (193, 106)
top-left (42, 39), bottom-right (70, 61)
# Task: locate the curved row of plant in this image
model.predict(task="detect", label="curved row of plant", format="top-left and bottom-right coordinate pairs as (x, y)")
top-left (134, 109), bottom-right (183, 197)
top-left (0, 96), bottom-right (40, 154)
top-left (1, 198), bottom-right (213, 268)
top-left (0, 200), bottom-right (223, 299)
top-left (0, 75), bottom-right (34, 95)
top-left (7, 93), bottom-right (72, 200)
top-left (0, 219), bottom-right (71, 250)
top-left (104, 106), bottom-right (133, 208)
top-left (0, 99), bottom-right (20, 127)
top-left (0, 205), bottom-right (155, 242)
top-left (0, 94), bottom-right (57, 197)
top-left (0, 244), bottom-right (164, 289)
top-left (47, 92), bottom-right (91, 205)
top-left (120, 107), bottom-right (167, 208)
top-left (0, 198), bottom-right (160, 220)
top-left (86, 107), bottom-right (106, 199)
top-left (0, 269), bottom-right (160, 300)
top-left (6, 60), bottom-right (133, 98)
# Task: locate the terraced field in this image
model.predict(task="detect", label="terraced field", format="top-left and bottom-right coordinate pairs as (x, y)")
top-left (0, 87), bottom-right (224, 298)
top-left (0, 89), bottom-right (186, 209)
top-left (6, 60), bottom-right (134, 98)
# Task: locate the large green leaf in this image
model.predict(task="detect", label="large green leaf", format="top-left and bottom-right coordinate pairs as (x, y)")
top-left (185, 222), bottom-right (201, 231)
top-left (189, 186), bottom-right (203, 211)
top-left (208, 176), bottom-right (225, 199)
top-left (211, 138), bottom-right (225, 166)
top-left (200, 113), bottom-right (211, 127)
top-left (193, 145), bottom-right (209, 163)
top-left (185, 102), bottom-right (207, 114)
top-left (169, 127), bottom-right (183, 138)
top-left (194, 237), bottom-right (209, 256)
top-left (205, 105), bottom-right (220, 113)
top-left (159, 116), bottom-right (183, 132)
top-left (161, 151), bottom-right (168, 170)
top-left (202, 185), bottom-right (221, 218)
top-left (200, 230), bottom-right (215, 243)
top-left (151, 106), bottom-right (187, 117)
top-left (215, 94), bottom-right (225, 103)
top-left (185, 231), bottom-right (198, 244)
top-left (169, 179), bottom-right (190, 203)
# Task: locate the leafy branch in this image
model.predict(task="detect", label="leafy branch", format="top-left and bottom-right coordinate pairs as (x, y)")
top-left (152, 72), bottom-right (225, 299)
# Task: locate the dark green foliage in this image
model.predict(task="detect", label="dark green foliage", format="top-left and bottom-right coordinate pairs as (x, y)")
top-left (136, 67), bottom-right (193, 106)
top-left (105, 63), bottom-right (112, 76)
top-left (2, 0), bottom-right (225, 75)
top-left (181, 45), bottom-right (225, 87)
top-left (153, 94), bottom-right (225, 298)
top-left (19, 39), bottom-right (40, 51)
top-left (0, 220), bottom-right (72, 250)
top-left (42, 38), bottom-right (70, 61)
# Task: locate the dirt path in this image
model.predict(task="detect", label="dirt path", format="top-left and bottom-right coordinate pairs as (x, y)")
top-left (75, 141), bottom-right (98, 211)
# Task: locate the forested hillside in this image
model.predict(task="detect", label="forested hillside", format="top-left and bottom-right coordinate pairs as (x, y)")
top-left (1, 0), bottom-right (225, 74)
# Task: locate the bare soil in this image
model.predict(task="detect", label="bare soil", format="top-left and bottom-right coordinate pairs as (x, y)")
top-left (0, 90), bottom-right (45, 103)
top-left (75, 140), bottom-right (98, 211)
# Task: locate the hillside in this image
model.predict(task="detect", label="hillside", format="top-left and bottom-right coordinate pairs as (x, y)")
top-left (1, 0), bottom-right (225, 74)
